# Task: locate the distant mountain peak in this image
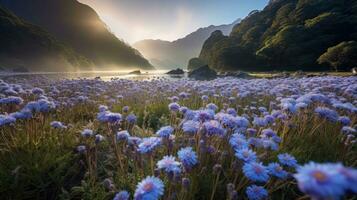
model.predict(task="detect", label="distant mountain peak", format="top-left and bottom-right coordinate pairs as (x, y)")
top-left (133, 18), bottom-right (241, 69)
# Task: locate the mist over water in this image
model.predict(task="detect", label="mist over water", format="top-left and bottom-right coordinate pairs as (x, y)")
top-left (0, 70), bottom-right (186, 81)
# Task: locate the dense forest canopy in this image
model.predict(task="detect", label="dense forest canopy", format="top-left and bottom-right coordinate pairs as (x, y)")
top-left (195, 0), bottom-right (357, 72)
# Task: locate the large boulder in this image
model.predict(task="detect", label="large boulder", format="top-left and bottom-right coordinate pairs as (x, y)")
top-left (188, 65), bottom-right (217, 80)
top-left (129, 70), bottom-right (141, 75)
top-left (166, 68), bottom-right (185, 75)
top-left (219, 71), bottom-right (253, 79)
top-left (352, 67), bottom-right (357, 75)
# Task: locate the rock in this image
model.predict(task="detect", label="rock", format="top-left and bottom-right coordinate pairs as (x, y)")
top-left (272, 71), bottom-right (290, 78)
top-left (166, 68), bottom-right (185, 75)
top-left (352, 67), bottom-right (357, 75)
top-left (188, 65), bottom-right (217, 80)
top-left (128, 70), bottom-right (141, 75)
top-left (293, 70), bottom-right (306, 77)
top-left (219, 71), bottom-right (253, 79)
top-left (306, 74), bottom-right (317, 77)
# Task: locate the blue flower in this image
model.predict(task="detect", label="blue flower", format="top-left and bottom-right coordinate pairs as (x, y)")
top-left (281, 102), bottom-right (297, 113)
top-left (81, 129), bottom-right (93, 137)
top-left (117, 130), bottom-right (130, 141)
top-left (203, 120), bottom-right (225, 137)
top-left (113, 190), bottom-right (130, 200)
top-left (95, 134), bottom-right (105, 144)
top-left (261, 128), bottom-right (277, 137)
top-left (243, 162), bottom-right (269, 183)
top-left (262, 139), bottom-right (279, 151)
top-left (0, 115), bottom-right (16, 126)
top-left (253, 117), bottom-right (267, 127)
top-left (216, 113), bottom-right (235, 128)
top-left (314, 107), bottom-right (339, 122)
top-left (170, 96), bottom-right (179, 102)
top-left (195, 109), bottom-right (214, 122)
top-left (0, 96), bottom-right (23, 105)
top-left (182, 120), bottom-right (199, 135)
top-left (25, 99), bottom-right (55, 113)
top-left (77, 145), bottom-right (86, 153)
top-left (201, 95), bottom-right (209, 101)
top-left (138, 137), bottom-right (161, 154)
top-left (157, 155), bottom-right (181, 174)
top-left (156, 126), bottom-right (174, 138)
top-left (179, 92), bottom-right (189, 99)
top-left (278, 153), bottom-right (298, 168)
top-left (183, 110), bottom-right (195, 120)
top-left (179, 106), bottom-right (188, 114)
top-left (206, 103), bottom-right (218, 112)
top-left (97, 111), bottom-right (122, 123)
top-left (168, 102), bottom-right (180, 112)
top-left (126, 114), bottom-right (137, 124)
top-left (31, 87), bottom-right (45, 95)
top-left (122, 106), bottom-right (130, 113)
top-left (248, 137), bottom-right (263, 148)
top-left (50, 121), bottom-right (67, 129)
top-left (229, 133), bottom-right (249, 150)
top-left (339, 166), bottom-right (357, 193)
top-left (338, 116), bottom-right (351, 126)
top-left (235, 148), bottom-right (257, 163)
top-left (246, 128), bottom-right (257, 137)
top-left (341, 126), bottom-right (356, 134)
top-left (267, 162), bottom-right (288, 179)
top-left (264, 115), bottom-right (275, 124)
top-left (177, 147), bottom-right (198, 170)
top-left (128, 136), bottom-right (142, 146)
top-left (98, 105), bottom-right (108, 112)
top-left (246, 185), bottom-right (268, 200)
top-left (294, 162), bottom-right (349, 199)
top-left (10, 109), bottom-right (33, 120)
top-left (134, 176), bottom-right (164, 200)
top-left (106, 112), bottom-right (122, 123)
top-left (234, 116), bottom-right (250, 128)
top-left (227, 108), bottom-right (237, 116)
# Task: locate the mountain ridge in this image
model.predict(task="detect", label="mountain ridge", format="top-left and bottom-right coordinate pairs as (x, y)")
top-left (0, 5), bottom-right (92, 71)
top-left (133, 19), bottom-right (240, 69)
top-left (0, 0), bottom-right (154, 70)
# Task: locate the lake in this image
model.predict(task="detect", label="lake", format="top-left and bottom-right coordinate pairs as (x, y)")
top-left (0, 70), bottom-right (187, 81)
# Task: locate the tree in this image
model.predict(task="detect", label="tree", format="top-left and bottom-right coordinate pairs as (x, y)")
top-left (317, 41), bottom-right (357, 71)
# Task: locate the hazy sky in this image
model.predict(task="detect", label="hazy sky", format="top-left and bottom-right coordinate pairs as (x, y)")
top-left (79, 0), bottom-right (269, 44)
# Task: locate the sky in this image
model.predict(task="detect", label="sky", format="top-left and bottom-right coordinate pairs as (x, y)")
top-left (79, 0), bottom-right (269, 44)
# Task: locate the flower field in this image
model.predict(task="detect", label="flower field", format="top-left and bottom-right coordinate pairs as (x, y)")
top-left (0, 76), bottom-right (356, 200)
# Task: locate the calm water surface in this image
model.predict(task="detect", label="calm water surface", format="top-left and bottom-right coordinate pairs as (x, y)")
top-left (0, 70), bottom-right (187, 81)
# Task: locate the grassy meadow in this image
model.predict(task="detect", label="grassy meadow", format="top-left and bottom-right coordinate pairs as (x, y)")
top-left (0, 75), bottom-right (356, 200)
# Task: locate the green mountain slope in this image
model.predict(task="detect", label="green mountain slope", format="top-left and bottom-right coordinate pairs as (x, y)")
top-left (0, 6), bottom-right (92, 71)
top-left (0, 0), bottom-right (153, 70)
top-left (196, 0), bottom-right (357, 71)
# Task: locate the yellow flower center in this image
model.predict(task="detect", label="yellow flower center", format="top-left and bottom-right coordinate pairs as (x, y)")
top-left (144, 183), bottom-right (154, 191)
top-left (313, 171), bottom-right (327, 182)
